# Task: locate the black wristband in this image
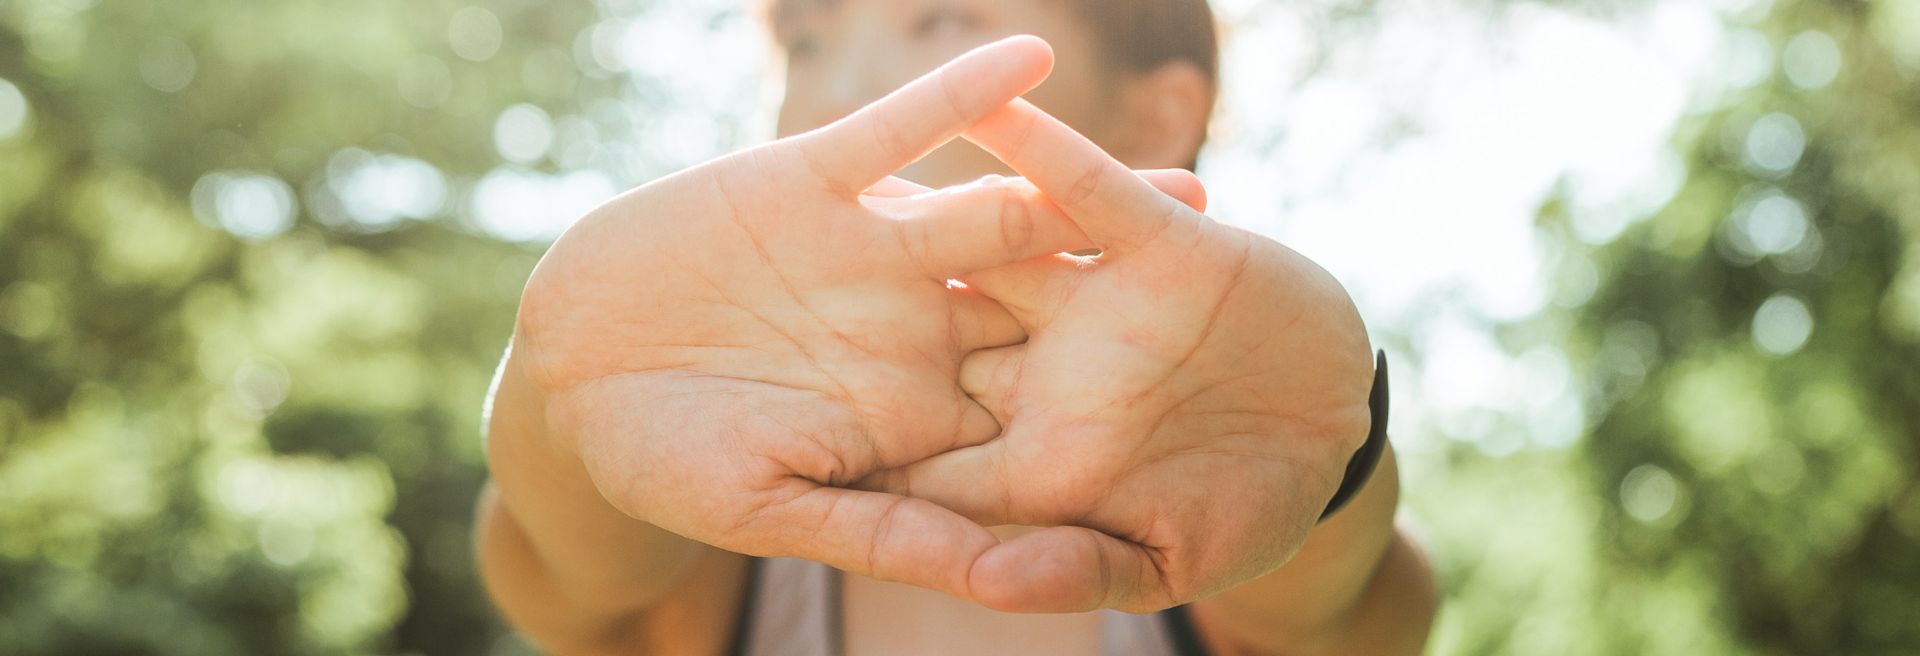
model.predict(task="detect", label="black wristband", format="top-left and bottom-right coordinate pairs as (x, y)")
top-left (1319, 351), bottom-right (1390, 522)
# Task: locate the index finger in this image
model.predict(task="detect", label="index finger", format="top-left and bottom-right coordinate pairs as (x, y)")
top-left (964, 98), bottom-right (1194, 253)
top-left (797, 36), bottom-right (1056, 195)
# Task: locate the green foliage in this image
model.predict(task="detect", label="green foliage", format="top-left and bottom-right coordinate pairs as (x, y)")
top-left (0, 0), bottom-right (604, 653)
top-left (1393, 1), bottom-right (1919, 654)
top-left (1530, 0), bottom-right (1920, 653)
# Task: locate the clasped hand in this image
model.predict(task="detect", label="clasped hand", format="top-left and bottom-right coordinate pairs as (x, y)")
top-left (511, 36), bottom-right (1376, 614)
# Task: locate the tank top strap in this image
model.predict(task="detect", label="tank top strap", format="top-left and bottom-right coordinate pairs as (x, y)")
top-left (730, 557), bottom-right (842, 656)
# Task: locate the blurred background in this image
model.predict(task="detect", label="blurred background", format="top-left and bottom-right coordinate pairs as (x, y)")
top-left (0, 0), bottom-right (1915, 653)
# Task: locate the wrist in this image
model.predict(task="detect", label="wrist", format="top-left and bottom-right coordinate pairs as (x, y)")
top-left (1198, 446), bottom-right (1402, 652)
top-left (482, 342), bottom-right (710, 602)
top-left (486, 343), bottom-right (613, 517)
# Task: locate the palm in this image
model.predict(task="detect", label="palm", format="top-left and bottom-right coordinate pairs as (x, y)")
top-left (526, 152), bottom-right (1006, 473)
top-left (968, 230), bottom-right (1372, 611)
top-left (860, 98), bottom-right (1377, 613)
top-left (509, 38), bottom-right (1096, 596)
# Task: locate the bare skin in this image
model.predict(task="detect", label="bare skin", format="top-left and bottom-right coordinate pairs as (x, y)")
top-left (479, 8), bottom-right (1440, 653)
top-left (479, 38), bottom-right (1218, 653)
top-left (856, 95), bottom-right (1377, 613)
top-left (772, 4), bottom-right (1435, 652)
top-left (508, 36), bottom-right (1116, 599)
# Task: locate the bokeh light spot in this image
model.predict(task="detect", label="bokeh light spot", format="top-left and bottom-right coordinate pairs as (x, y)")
top-left (139, 36), bottom-right (198, 93)
top-left (448, 6), bottom-right (504, 63)
top-left (1752, 294), bottom-right (1814, 356)
top-left (1621, 464), bottom-right (1682, 524)
top-left (494, 103), bottom-right (554, 164)
top-left (0, 78), bottom-right (29, 140)
top-left (191, 171), bottom-right (297, 240)
top-left (216, 459), bottom-right (280, 517)
top-left (232, 356), bottom-right (292, 419)
top-left (323, 150), bottom-right (449, 228)
top-left (471, 167), bottom-right (614, 242)
top-left (1782, 30), bottom-right (1842, 89)
top-left (1722, 29), bottom-right (1776, 90)
top-left (1744, 113), bottom-right (1806, 176)
top-left (1729, 186), bottom-right (1810, 256)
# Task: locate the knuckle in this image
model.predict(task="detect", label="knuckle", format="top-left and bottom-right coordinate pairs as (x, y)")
top-left (869, 108), bottom-right (914, 162)
top-left (867, 496), bottom-right (912, 576)
top-left (788, 139), bottom-right (854, 195)
top-left (1061, 159), bottom-right (1108, 210)
top-left (937, 69), bottom-right (977, 123)
top-left (996, 187), bottom-right (1035, 255)
top-left (1005, 108), bottom-right (1041, 162)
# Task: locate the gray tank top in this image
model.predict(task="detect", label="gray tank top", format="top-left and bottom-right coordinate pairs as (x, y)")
top-left (731, 557), bottom-right (1209, 656)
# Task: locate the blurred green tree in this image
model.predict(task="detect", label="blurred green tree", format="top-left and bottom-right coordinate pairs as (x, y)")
top-left (0, 0), bottom-right (622, 653)
top-left (1540, 0), bottom-right (1920, 652)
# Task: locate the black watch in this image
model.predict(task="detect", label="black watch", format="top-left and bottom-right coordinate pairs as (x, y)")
top-left (1319, 351), bottom-right (1390, 522)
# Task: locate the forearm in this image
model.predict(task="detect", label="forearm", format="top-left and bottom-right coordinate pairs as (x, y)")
top-left (1193, 447), bottom-right (1438, 655)
top-left (476, 347), bottom-right (714, 653)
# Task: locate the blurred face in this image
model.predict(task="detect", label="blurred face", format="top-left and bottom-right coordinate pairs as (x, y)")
top-left (770, 0), bottom-right (1122, 187)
